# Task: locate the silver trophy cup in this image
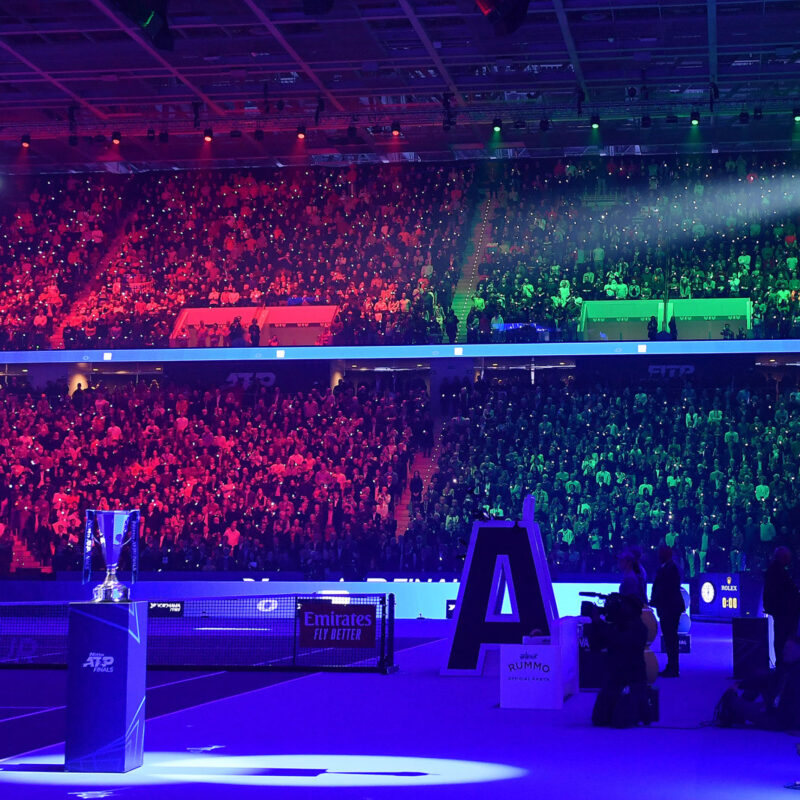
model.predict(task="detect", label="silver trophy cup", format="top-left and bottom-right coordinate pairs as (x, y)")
top-left (87, 510), bottom-right (137, 602)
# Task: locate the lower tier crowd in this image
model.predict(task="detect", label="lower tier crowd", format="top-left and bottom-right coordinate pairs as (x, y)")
top-left (1, 372), bottom-right (798, 579)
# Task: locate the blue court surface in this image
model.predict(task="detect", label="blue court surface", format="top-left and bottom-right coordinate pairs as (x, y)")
top-left (0, 622), bottom-right (797, 799)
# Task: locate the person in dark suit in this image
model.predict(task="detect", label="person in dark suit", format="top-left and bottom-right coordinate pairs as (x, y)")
top-left (650, 545), bottom-right (685, 677)
top-left (763, 546), bottom-right (800, 667)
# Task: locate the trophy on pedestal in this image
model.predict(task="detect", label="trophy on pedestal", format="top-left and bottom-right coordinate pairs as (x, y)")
top-left (82, 509), bottom-right (140, 602)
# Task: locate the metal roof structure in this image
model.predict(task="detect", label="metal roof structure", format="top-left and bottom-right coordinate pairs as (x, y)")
top-left (2, 0), bottom-right (800, 171)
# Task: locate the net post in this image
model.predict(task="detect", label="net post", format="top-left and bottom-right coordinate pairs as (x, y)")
top-left (291, 595), bottom-right (299, 668)
top-left (378, 594), bottom-right (387, 671)
top-left (386, 593), bottom-right (396, 672)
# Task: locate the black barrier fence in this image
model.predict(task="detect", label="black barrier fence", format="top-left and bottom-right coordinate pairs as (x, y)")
top-left (0, 593), bottom-right (395, 673)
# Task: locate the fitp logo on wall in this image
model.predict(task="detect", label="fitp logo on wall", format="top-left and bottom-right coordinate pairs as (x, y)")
top-left (82, 652), bottom-right (115, 673)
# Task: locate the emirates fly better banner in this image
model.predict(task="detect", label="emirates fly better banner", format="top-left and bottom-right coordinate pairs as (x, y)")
top-left (297, 600), bottom-right (377, 647)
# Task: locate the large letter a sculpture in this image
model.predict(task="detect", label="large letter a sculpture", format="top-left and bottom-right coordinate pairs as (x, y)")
top-left (443, 495), bottom-right (557, 675)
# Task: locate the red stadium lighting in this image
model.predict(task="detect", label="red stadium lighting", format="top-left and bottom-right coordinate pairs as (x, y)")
top-left (21, 134), bottom-right (30, 148)
top-left (296, 125), bottom-right (306, 140)
top-left (203, 127), bottom-right (213, 142)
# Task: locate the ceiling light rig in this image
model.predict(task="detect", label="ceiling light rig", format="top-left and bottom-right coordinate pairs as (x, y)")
top-left (21, 133), bottom-right (30, 148)
top-left (590, 114), bottom-right (600, 129)
top-left (203, 127), bottom-right (213, 142)
top-left (111, 131), bottom-right (121, 144)
top-left (391, 121), bottom-right (401, 137)
top-left (492, 118), bottom-right (502, 133)
top-left (296, 125), bottom-right (306, 140)
top-left (690, 110), bottom-right (700, 126)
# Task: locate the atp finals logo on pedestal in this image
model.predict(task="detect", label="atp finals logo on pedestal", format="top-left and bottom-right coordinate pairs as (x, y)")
top-left (297, 600), bottom-right (377, 647)
top-left (82, 652), bottom-right (115, 673)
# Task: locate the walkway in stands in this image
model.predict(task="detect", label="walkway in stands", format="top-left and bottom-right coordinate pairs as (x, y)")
top-left (453, 193), bottom-right (495, 343)
top-left (0, 622), bottom-right (789, 800)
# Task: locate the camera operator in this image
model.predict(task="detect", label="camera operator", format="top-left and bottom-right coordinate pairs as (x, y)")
top-left (587, 593), bottom-right (655, 726)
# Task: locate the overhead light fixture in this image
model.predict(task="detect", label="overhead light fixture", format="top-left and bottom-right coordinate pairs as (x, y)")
top-left (203, 127), bottom-right (213, 142)
top-left (641, 114), bottom-right (652, 128)
top-left (475, 0), bottom-right (531, 36)
top-left (146, 128), bottom-right (155, 141)
top-left (590, 114), bottom-right (600, 129)
top-left (296, 125), bottom-right (306, 140)
top-left (753, 107), bottom-right (763, 121)
top-left (21, 133), bottom-right (30, 148)
top-left (391, 121), bottom-right (401, 136)
top-left (794, 108), bottom-right (800, 122)
top-left (492, 117), bottom-right (502, 132)
top-left (739, 111), bottom-right (749, 124)
top-left (68, 134), bottom-right (79, 146)
top-left (690, 111), bottom-right (700, 126)
top-left (111, 131), bottom-right (121, 144)
top-left (539, 117), bottom-right (549, 132)
top-left (347, 123), bottom-right (357, 138)
top-left (158, 130), bottom-right (168, 143)
top-left (254, 128), bottom-right (265, 142)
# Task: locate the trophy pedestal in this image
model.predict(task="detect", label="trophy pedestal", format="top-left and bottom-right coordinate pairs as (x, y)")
top-left (65, 602), bottom-right (148, 773)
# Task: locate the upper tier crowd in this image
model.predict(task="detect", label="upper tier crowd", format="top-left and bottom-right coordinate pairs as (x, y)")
top-left (0, 174), bottom-right (124, 350)
top-left (425, 375), bottom-right (800, 578)
top-left (0, 152), bottom-right (799, 348)
top-left (0, 376), bottom-right (432, 575)
top-left (61, 164), bottom-right (474, 348)
top-left (471, 153), bottom-right (800, 341)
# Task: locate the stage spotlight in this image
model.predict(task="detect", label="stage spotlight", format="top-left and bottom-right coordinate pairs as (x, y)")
top-left (347, 123), bottom-right (357, 138)
top-left (590, 114), bottom-right (600, 129)
top-left (158, 130), bottom-right (169, 143)
top-left (21, 133), bottom-right (30, 148)
top-left (794, 108), bottom-right (800, 122)
top-left (539, 117), bottom-right (549, 132)
top-left (753, 107), bottom-right (763, 121)
top-left (146, 128), bottom-right (155, 141)
top-left (115, 1), bottom-right (174, 51)
top-left (641, 114), bottom-right (652, 128)
top-left (203, 127), bottom-right (213, 142)
top-left (492, 117), bottom-right (502, 132)
top-left (476, 0), bottom-right (531, 36)
top-left (739, 111), bottom-right (749, 124)
top-left (111, 131), bottom-right (121, 144)
top-left (68, 134), bottom-right (79, 146)
top-left (391, 121), bottom-right (401, 136)
top-left (690, 111), bottom-right (700, 126)
top-left (254, 128), bottom-right (265, 142)
top-left (296, 125), bottom-right (306, 140)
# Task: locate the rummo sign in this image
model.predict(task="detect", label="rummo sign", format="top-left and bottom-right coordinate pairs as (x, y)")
top-left (297, 600), bottom-right (377, 647)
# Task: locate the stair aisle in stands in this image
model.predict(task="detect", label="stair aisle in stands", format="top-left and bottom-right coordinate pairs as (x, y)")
top-left (453, 193), bottom-right (495, 343)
